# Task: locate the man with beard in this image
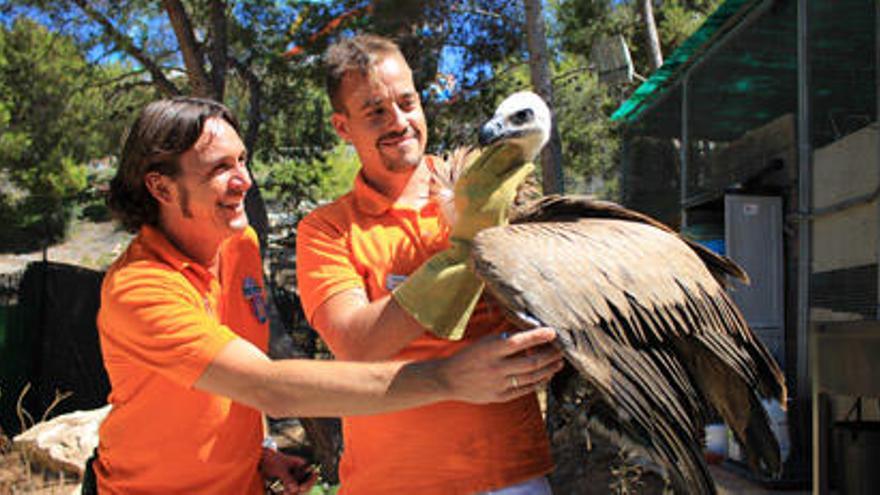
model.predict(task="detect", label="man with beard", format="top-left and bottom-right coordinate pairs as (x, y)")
top-left (90, 97), bottom-right (562, 494)
top-left (296, 35), bottom-right (555, 494)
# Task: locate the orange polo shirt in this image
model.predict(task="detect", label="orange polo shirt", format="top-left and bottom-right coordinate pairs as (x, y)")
top-left (297, 160), bottom-right (553, 495)
top-left (95, 225), bottom-right (268, 494)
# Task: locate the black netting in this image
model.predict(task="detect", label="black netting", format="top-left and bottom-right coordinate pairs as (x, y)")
top-left (0, 262), bottom-right (109, 435)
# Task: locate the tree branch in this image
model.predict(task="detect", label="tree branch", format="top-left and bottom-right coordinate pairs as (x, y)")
top-left (162, 0), bottom-right (213, 98)
top-left (90, 68), bottom-right (151, 88)
top-left (551, 65), bottom-right (592, 83)
top-left (71, 0), bottom-right (180, 97)
top-left (455, 61), bottom-right (529, 94)
top-left (110, 80), bottom-right (162, 98)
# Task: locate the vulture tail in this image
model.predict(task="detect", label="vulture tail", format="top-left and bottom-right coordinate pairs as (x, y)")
top-left (685, 240), bottom-right (750, 286)
top-left (742, 393), bottom-right (783, 476)
top-left (575, 344), bottom-right (719, 495)
top-left (675, 336), bottom-right (783, 478)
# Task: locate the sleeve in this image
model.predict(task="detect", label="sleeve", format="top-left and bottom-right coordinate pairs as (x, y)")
top-left (100, 265), bottom-right (238, 388)
top-left (296, 212), bottom-right (365, 324)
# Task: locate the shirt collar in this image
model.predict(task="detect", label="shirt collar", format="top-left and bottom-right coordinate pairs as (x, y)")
top-left (352, 170), bottom-right (395, 216)
top-left (138, 224), bottom-right (212, 281)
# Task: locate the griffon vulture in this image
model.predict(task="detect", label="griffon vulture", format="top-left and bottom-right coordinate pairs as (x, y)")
top-left (432, 91), bottom-right (787, 495)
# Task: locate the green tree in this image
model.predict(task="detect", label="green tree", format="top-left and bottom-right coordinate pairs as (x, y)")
top-left (256, 142), bottom-right (360, 215)
top-left (554, 0), bottom-right (722, 79)
top-left (3, 0), bottom-right (537, 211)
top-left (552, 55), bottom-right (620, 196)
top-left (544, 0), bottom-right (723, 199)
top-left (0, 17), bottom-right (147, 249)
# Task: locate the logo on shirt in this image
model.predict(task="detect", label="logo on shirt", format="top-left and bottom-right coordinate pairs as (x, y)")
top-left (242, 276), bottom-right (267, 324)
top-left (385, 274), bottom-right (407, 291)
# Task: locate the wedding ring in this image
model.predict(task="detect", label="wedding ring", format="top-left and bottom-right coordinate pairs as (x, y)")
top-left (510, 376), bottom-right (519, 388)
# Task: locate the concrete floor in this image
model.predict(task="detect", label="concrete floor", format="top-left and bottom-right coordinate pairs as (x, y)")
top-left (711, 465), bottom-right (810, 495)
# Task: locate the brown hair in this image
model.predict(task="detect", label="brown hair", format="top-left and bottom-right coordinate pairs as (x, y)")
top-left (108, 97), bottom-right (240, 232)
top-left (323, 34), bottom-right (405, 113)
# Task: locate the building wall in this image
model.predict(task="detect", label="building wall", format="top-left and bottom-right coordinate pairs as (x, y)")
top-left (811, 124), bottom-right (879, 320)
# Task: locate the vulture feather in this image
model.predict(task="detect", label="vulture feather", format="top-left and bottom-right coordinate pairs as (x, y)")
top-left (433, 91), bottom-right (787, 494)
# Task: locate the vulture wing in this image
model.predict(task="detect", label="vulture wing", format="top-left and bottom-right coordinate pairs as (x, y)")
top-left (471, 195), bottom-right (787, 494)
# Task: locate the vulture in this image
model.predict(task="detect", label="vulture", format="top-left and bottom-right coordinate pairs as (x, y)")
top-left (433, 91), bottom-right (787, 494)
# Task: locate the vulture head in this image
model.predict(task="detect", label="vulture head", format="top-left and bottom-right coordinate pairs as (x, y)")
top-left (431, 91), bottom-right (550, 227)
top-left (478, 90), bottom-right (551, 162)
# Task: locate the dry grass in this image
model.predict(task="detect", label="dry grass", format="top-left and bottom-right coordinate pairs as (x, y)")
top-left (0, 386), bottom-right (80, 494)
top-left (0, 446), bottom-right (80, 494)
top-left (13, 385), bottom-right (74, 434)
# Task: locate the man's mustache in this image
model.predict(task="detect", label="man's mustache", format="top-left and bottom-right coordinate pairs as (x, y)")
top-left (378, 127), bottom-right (418, 143)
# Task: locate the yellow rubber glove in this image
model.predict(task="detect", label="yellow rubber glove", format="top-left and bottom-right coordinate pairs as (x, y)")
top-left (393, 144), bottom-right (535, 340)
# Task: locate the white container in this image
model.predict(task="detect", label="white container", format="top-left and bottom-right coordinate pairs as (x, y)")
top-left (704, 423), bottom-right (728, 458)
top-left (762, 399), bottom-right (790, 463)
top-left (727, 430), bottom-right (743, 462)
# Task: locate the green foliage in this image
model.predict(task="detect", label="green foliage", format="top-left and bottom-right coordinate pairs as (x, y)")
top-left (545, 0), bottom-right (723, 198)
top-left (1, 18), bottom-right (90, 197)
top-left (77, 160), bottom-right (117, 223)
top-left (0, 18), bottom-right (91, 247)
top-left (0, 16), bottom-right (152, 250)
top-left (253, 141), bottom-right (360, 215)
top-left (306, 482), bottom-right (339, 495)
top-left (0, 0), bottom-right (722, 238)
top-left (319, 145), bottom-right (362, 201)
top-left (657, 0), bottom-right (724, 48)
top-left (552, 56), bottom-right (620, 197)
top-left (552, 0), bottom-right (635, 65)
top-left (553, 0), bottom-right (722, 80)
top-left (1, 1), bottom-right (535, 225)
top-left (249, 72), bottom-right (337, 164)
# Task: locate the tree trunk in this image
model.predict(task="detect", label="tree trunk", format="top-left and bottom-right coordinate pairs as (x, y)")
top-left (299, 418), bottom-right (342, 484)
top-left (640, 0), bottom-right (663, 71)
top-left (208, 0), bottom-right (228, 100)
top-left (230, 59), bottom-right (270, 250)
top-left (163, 0), bottom-right (214, 98)
top-left (523, 0), bottom-right (564, 194)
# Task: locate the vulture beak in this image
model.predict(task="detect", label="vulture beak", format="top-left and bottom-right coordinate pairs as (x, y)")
top-left (478, 117), bottom-right (506, 147)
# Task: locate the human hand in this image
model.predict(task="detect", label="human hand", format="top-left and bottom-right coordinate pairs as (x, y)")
top-left (438, 327), bottom-right (564, 404)
top-left (260, 448), bottom-right (317, 495)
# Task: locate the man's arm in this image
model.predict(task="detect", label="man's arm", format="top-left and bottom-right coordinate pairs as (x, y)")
top-left (295, 212), bottom-right (435, 361)
top-left (194, 326), bottom-right (563, 418)
top-left (310, 288), bottom-right (425, 360)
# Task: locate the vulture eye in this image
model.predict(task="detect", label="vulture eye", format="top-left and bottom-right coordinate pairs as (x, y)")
top-left (510, 108), bottom-right (534, 126)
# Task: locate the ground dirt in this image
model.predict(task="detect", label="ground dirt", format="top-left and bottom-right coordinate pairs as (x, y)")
top-left (0, 221), bottom-right (128, 494)
top-left (0, 429), bottom-right (79, 495)
top-left (0, 221), bottom-right (131, 275)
